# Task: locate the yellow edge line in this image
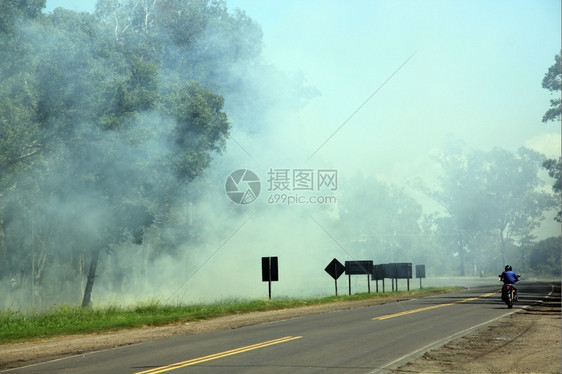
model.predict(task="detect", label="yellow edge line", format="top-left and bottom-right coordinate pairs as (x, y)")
top-left (134, 336), bottom-right (302, 374)
top-left (373, 291), bottom-right (499, 321)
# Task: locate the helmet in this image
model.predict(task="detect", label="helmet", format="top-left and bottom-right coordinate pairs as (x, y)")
top-left (505, 265), bottom-right (512, 271)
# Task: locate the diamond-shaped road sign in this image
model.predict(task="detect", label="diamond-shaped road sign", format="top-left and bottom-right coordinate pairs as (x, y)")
top-left (325, 258), bottom-right (345, 280)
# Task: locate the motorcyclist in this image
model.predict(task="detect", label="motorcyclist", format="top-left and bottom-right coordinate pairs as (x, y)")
top-left (500, 265), bottom-right (519, 301)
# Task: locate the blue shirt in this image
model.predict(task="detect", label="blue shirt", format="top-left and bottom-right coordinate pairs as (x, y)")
top-left (501, 270), bottom-right (519, 284)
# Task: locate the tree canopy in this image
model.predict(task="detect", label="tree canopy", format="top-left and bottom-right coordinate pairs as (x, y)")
top-left (0, 0), bottom-right (261, 308)
top-left (540, 52), bottom-right (561, 222)
top-left (425, 144), bottom-right (554, 275)
top-left (541, 52), bottom-right (561, 123)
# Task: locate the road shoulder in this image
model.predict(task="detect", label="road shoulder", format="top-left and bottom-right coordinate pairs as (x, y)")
top-left (394, 282), bottom-right (561, 373)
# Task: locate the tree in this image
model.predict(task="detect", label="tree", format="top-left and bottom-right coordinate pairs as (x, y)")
top-left (0, 0), bottom-right (45, 34)
top-left (332, 174), bottom-right (423, 264)
top-left (542, 158), bottom-right (561, 222)
top-left (0, 0), bottom-right (257, 309)
top-left (426, 142), bottom-right (488, 276)
top-left (427, 144), bottom-right (554, 275)
top-left (527, 236), bottom-right (561, 277)
top-left (541, 52), bottom-right (561, 222)
top-left (541, 52), bottom-right (561, 123)
top-left (94, 0), bottom-right (262, 88)
top-left (0, 2), bottom-right (47, 288)
top-left (482, 148), bottom-right (553, 267)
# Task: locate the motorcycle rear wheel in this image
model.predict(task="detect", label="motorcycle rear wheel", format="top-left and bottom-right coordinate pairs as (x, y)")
top-left (507, 292), bottom-right (513, 308)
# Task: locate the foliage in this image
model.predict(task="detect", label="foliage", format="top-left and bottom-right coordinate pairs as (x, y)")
top-left (0, 0), bottom-right (260, 308)
top-left (332, 174), bottom-right (424, 264)
top-left (540, 52), bottom-right (561, 222)
top-left (542, 157), bottom-right (561, 222)
top-left (541, 52), bottom-right (561, 123)
top-left (424, 144), bottom-right (555, 276)
top-left (0, 0), bottom-right (45, 35)
top-left (527, 236), bottom-right (561, 277)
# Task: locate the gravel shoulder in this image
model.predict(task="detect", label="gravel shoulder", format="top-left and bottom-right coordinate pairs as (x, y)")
top-left (1, 285), bottom-right (560, 372)
top-left (394, 282), bottom-right (561, 374)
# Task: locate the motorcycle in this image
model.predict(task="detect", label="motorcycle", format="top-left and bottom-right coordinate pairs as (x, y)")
top-left (499, 274), bottom-right (520, 309)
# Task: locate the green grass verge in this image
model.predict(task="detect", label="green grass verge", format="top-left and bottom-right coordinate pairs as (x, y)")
top-left (0, 287), bottom-right (460, 344)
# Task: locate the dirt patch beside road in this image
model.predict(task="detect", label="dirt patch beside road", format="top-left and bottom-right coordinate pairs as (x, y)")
top-left (395, 283), bottom-right (561, 373)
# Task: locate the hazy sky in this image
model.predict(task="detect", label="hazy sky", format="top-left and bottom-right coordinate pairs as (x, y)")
top-left (45, 0), bottom-right (560, 159)
top-left (44, 0), bottom-right (560, 215)
top-left (228, 1), bottom-right (561, 156)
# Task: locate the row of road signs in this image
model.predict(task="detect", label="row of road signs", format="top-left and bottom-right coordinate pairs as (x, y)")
top-left (262, 257), bottom-right (426, 299)
top-left (324, 259), bottom-right (426, 295)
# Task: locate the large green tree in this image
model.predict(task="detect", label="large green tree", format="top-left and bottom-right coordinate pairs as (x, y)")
top-left (0, 0), bottom-right (261, 308)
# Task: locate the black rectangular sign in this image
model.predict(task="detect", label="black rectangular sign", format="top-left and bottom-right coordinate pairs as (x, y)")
top-left (416, 264), bottom-right (426, 278)
top-left (371, 264), bottom-right (385, 281)
top-left (396, 263), bottom-right (412, 279)
top-left (345, 260), bottom-right (373, 275)
top-left (381, 263), bottom-right (412, 279)
top-left (382, 263), bottom-right (397, 278)
top-left (262, 256), bottom-right (279, 282)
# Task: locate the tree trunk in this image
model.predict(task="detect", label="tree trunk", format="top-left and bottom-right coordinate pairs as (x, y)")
top-left (499, 228), bottom-right (506, 267)
top-left (82, 249), bottom-right (100, 308)
top-left (478, 248), bottom-right (483, 277)
top-left (457, 234), bottom-right (465, 276)
top-left (521, 247), bottom-right (524, 271)
top-left (458, 248), bottom-right (465, 276)
top-left (0, 217), bottom-right (7, 277)
top-left (476, 236), bottom-right (483, 277)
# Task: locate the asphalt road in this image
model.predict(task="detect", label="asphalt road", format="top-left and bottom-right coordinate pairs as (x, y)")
top-left (5, 281), bottom-right (553, 374)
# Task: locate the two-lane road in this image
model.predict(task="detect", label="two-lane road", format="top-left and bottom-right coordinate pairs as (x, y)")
top-left (4, 281), bottom-right (553, 373)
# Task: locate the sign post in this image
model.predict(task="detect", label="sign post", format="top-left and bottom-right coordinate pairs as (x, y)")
top-left (371, 264), bottom-right (384, 292)
top-left (261, 257), bottom-right (278, 299)
top-left (396, 263), bottom-right (413, 291)
top-left (416, 264), bottom-right (426, 289)
top-left (324, 258), bottom-right (346, 296)
top-left (383, 263), bottom-right (397, 291)
top-left (344, 261), bottom-right (373, 295)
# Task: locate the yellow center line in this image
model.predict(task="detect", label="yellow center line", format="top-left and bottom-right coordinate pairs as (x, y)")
top-left (134, 336), bottom-right (302, 374)
top-left (373, 291), bottom-right (499, 321)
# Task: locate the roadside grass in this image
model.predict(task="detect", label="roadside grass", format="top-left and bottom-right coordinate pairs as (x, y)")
top-left (0, 287), bottom-right (460, 344)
